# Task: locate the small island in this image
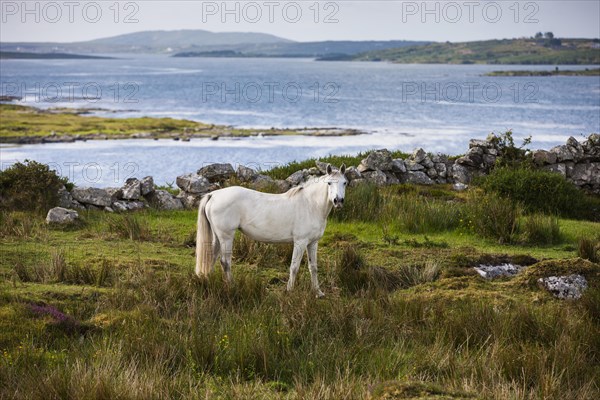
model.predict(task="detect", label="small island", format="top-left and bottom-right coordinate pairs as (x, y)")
top-left (0, 104), bottom-right (363, 144)
top-left (485, 68), bottom-right (600, 77)
top-left (0, 51), bottom-right (115, 60)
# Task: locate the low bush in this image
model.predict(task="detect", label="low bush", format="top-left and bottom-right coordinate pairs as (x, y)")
top-left (465, 191), bottom-right (521, 243)
top-left (0, 160), bottom-right (71, 213)
top-left (520, 214), bottom-right (562, 245)
top-left (578, 237), bottom-right (599, 263)
top-left (481, 166), bottom-right (598, 220)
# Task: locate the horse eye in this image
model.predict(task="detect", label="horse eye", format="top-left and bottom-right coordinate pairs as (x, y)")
top-left (328, 182), bottom-right (331, 185)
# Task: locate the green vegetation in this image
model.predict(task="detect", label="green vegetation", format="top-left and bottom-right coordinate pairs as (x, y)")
top-left (2, 153), bottom-right (600, 398)
top-left (0, 104), bottom-right (362, 143)
top-left (353, 38), bottom-right (600, 64)
top-left (481, 167), bottom-right (600, 220)
top-left (485, 68), bottom-right (600, 76)
top-left (0, 160), bottom-right (70, 213)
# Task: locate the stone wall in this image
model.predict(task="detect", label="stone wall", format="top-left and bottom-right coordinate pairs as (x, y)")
top-left (54, 134), bottom-right (600, 213)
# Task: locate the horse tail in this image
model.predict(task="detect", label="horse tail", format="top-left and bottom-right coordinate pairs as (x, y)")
top-left (196, 194), bottom-right (215, 277)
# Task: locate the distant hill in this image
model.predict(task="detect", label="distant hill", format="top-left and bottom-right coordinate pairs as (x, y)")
top-left (0, 29), bottom-right (293, 54)
top-left (0, 51), bottom-right (114, 60)
top-left (173, 40), bottom-right (429, 58)
top-left (349, 38), bottom-right (600, 64)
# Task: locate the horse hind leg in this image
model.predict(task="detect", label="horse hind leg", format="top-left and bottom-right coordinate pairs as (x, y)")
top-left (217, 231), bottom-right (234, 283)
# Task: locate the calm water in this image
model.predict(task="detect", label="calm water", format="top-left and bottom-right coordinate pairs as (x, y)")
top-left (1, 56), bottom-right (599, 186)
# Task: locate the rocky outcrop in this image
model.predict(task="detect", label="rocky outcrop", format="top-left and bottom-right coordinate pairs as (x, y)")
top-left (46, 207), bottom-right (79, 225)
top-left (197, 163), bottom-right (235, 182)
top-left (538, 274), bottom-right (588, 299)
top-left (146, 190), bottom-right (183, 210)
top-left (474, 263), bottom-right (525, 279)
top-left (71, 187), bottom-right (112, 207)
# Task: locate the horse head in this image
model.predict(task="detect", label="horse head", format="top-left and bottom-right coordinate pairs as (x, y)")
top-left (325, 163), bottom-right (347, 209)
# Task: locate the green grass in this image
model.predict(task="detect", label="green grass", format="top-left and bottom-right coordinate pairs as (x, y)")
top-left (1, 186), bottom-right (599, 398)
top-left (354, 38), bottom-right (600, 64)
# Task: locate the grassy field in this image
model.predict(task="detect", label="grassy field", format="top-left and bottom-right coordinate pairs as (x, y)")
top-left (352, 38), bottom-right (600, 64)
top-left (1, 183), bottom-right (599, 399)
top-left (0, 104), bottom-right (359, 143)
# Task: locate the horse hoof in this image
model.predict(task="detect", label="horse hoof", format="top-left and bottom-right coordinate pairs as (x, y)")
top-left (315, 291), bottom-right (325, 299)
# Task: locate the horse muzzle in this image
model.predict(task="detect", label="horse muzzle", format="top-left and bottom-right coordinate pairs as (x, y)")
top-left (333, 197), bottom-right (344, 209)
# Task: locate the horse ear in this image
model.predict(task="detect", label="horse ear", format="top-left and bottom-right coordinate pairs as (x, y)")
top-left (326, 164), bottom-right (333, 175)
top-left (340, 163), bottom-right (346, 174)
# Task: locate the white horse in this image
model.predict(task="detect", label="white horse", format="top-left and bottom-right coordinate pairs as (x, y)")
top-left (195, 164), bottom-right (347, 297)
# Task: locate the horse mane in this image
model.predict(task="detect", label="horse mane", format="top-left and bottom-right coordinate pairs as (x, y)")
top-left (285, 185), bottom-right (304, 197)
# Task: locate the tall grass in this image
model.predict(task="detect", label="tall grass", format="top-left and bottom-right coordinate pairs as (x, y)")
top-left (465, 191), bottom-right (521, 243)
top-left (106, 214), bottom-right (151, 241)
top-left (520, 214), bottom-right (562, 245)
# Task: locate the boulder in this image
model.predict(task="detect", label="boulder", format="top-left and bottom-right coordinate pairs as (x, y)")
top-left (451, 164), bottom-right (473, 184)
top-left (362, 170), bottom-right (388, 186)
top-left (105, 187), bottom-right (123, 202)
top-left (384, 171), bottom-right (399, 185)
top-left (46, 207), bottom-right (78, 225)
top-left (434, 162), bottom-right (447, 178)
top-left (140, 176), bottom-right (154, 196)
top-left (176, 173), bottom-right (212, 194)
top-left (71, 187), bottom-right (112, 207)
top-left (582, 133), bottom-right (600, 161)
top-left (198, 163), bottom-right (235, 182)
top-left (405, 160), bottom-right (424, 171)
top-left (349, 178), bottom-right (366, 187)
top-left (286, 170), bottom-right (306, 186)
top-left (315, 161), bottom-right (330, 174)
top-left (402, 171), bottom-right (434, 185)
top-left (549, 145), bottom-right (574, 162)
top-left (359, 149), bottom-right (393, 172)
top-left (391, 159), bottom-right (407, 175)
top-left (237, 165), bottom-right (259, 182)
top-left (410, 148), bottom-right (427, 164)
top-left (538, 274), bottom-right (588, 299)
top-left (541, 163), bottom-right (567, 177)
top-left (275, 180), bottom-right (292, 192)
top-left (57, 186), bottom-right (73, 209)
top-left (344, 166), bottom-right (362, 181)
top-left (177, 192), bottom-right (202, 209)
top-left (474, 263), bottom-right (525, 279)
top-left (569, 162), bottom-right (600, 188)
top-left (421, 157), bottom-right (434, 169)
top-left (532, 150), bottom-right (557, 166)
top-left (121, 178), bottom-right (141, 200)
top-left (452, 183), bottom-right (468, 191)
top-left (425, 168), bottom-right (438, 179)
top-left (112, 201), bottom-right (146, 212)
top-left (566, 136), bottom-right (585, 162)
top-left (251, 174), bottom-right (276, 190)
top-left (147, 190), bottom-right (184, 210)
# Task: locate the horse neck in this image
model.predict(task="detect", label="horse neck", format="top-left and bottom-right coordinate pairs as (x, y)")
top-left (303, 180), bottom-right (332, 220)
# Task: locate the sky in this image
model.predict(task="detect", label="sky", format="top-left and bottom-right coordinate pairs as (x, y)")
top-left (1, 0), bottom-right (599, 43)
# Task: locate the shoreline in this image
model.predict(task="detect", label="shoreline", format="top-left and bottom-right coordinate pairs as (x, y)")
top-left (0, 103), bottom-right (366, 144)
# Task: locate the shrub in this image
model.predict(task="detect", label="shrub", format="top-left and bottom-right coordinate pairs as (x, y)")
top-left (465, 191), bottom-right (521, 243)
top-left (0, 160), bottom-right (71, 213)
top-left (487, 130), bottom-right (531, 167)
top-left (578, 237), bottom-right (599, 263)
top-left (520, 214), bottom-right (562, 245)
top-left (481, 167), bottom-right (597, 220)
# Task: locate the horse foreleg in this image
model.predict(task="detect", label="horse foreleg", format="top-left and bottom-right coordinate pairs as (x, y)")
top-left (287, 240), bottom-right (307, 291)
top-left (307, 241), bottom-right (324, 298)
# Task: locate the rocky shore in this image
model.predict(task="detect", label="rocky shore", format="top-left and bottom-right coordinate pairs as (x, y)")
top-left (46, 134), bottom-right (599, 218)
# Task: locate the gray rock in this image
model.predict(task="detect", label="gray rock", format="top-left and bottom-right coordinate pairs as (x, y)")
top-left (482, 154), bottom-right (496, 167)
top-left (384, 171), bottom-right (400, 185)
top-left (532, 150), bottom-right (557, 166)
top-left (541, 163), bottom-right (567, 177)
top-left (582, 133), bottom-right (600, 161)
top-left (469, 139), bottom-right (487, 149)
top-left (451, 164), bottom-right (473, 184)
top-left (452, 182), bottom-right (469, 191)
top-left (46, 207), bottom-right (78, 225)
top-left (349, 178), bottom-right (366, 187)
top-left (402, 171), bottom-right (434, 185)
top-left (147, 190), bottom-right (184, 210)
top-left (140, 176), bottom-right (154, 196)
top-left (121, 178), bottom-right (141, 200)
top-left (237, 165), bottom-right (259, 182)
top-left (566, 137), bottom-right (585, 161)
top-left (405, 160), bottom-right (425, 171)
top-left (197, 163), bottom-right (235, 182)
top-left (421, 157), bottom-right (434, 169)
top-left (315, 161), bottom-right (330, 174)
top-left (176, 173), bottom-right (212, 194)
top-left (275, 180), bottom-right (292, 192)
top-left (105, 187), bottom-right (123, 202)
top-left (431, 154), bottom-right (448, 164)
top-left (252, 174), bottom-right (276, 190)
top-left (538, 274), bottom-right (588, 299)
top-left (344, 166), bottom-right (362, 181)
top-left (286, 170), bottom-right (306, 186)
top-left (391, 159), bottom-right (407, 175)
top-left (474, 264), bottom-right (525, 279)
top-left (307, 167), bottom-right (320, 175)
top-left (410, 148), bottom-right (427, 164)
top-left (457, 147), bottom-right (484, 168)
top-left (71, 187), bottom-right (112, 207)
top-left (362, 170), bottom-right (388, 186)
top-left (550, 145), bottom-right (574, 162)
top-left (57, 186), bottom-right (73, 208)
top-left (177, 192), bottom-right (203, 209)
top-left (434, 162), bottom-right (447, 178)
top-left (425, 168), bottom-right (438, 178)
top-left (359, 149), bottom-right (393, 172)
top-left (569, 162), bottom-right (600, 188)
top-left (112, 201), bottom-right (146, 212)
